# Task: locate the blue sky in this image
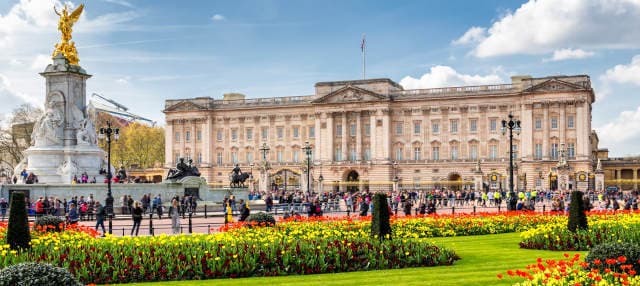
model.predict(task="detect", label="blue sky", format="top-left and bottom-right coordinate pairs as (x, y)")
top-left (1, 0), bottom-right (640, 156)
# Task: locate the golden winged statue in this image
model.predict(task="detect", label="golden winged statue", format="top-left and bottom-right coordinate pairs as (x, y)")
top-left (52, 4), bottom-right (84, 65)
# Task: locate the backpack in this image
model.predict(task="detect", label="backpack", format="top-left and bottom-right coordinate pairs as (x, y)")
top-left (80, 203), bottom-right (88, 213)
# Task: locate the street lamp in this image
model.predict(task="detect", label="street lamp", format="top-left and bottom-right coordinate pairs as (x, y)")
top-left (302, 141), bottom-right (313, 197)
top-left (259, 142), bottom-right (270, 161)
top-left (501, 113), bottom-right (521, 211)
top-left (98, 121), bottom-right (119, 233)
top-left (392, 161), bottom-right (399, 192)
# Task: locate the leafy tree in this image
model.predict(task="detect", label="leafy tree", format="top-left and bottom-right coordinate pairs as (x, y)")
top-left (0, 104), bottom-right (43, 175)
top-left (6, 192), bottom-right (31, 250)
top-left (371, 193), bottom-right (392, 240)
top-left (567, 190), bottom-right (588, 232)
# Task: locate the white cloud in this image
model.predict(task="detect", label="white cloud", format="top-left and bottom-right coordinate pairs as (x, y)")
top-left (30, 54), bottom-right (51, 71)
top-left (601, 55), bottom-right (640, 85)
top-left (211, 14), bottom-right (225, 21)
top-left (399, 65), bottom-right (503, 89)
top-left (596, 106), bottom-right (640, 143)
top-left (0, 74), bottom-right (38, 107)
top-left (103, 0), bottom-right (134, 8)
top-left (457, 0), bottom-right (640, 58)
top-left (116, 76), bottom-right (130, 85)
top-left (452, 26), bottom-right (486, 45)
top-left (546, 48), bottom-right (594, 62)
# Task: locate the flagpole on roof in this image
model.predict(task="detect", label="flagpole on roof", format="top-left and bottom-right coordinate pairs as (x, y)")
top-left (361, 33), bottom-right (366, 80)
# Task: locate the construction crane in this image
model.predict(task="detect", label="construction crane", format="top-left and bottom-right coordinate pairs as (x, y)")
top-left (89, 93), bottom-right (156, 126)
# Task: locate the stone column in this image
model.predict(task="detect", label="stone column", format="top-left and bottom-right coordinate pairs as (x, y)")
top-left (576, 102), bottom-right (588, 159)
top-left (542, 104), bottom-right (549, 160)
top-left (382, 109), bottom-right (390, 161)
top-left (341, 112), bottom-right (348, 161)
top-left (191, 120), bottom-right (197, 161)
top-left (521, 104), bottom-right (533, 159)
top-left (634, 169), bottom-right (638, 190)
top-left (314, 113), bottom-right (321, 163)
top-left (326, 113), bottom-right (334, 162)
top-left (355, 111), bottom-right (362, 161)
top-left (204, 116), bottom-right (212, 166)
top-left (370, 111), bottom-right (377, 161)
top-left (559, 103), bottom-right (566, 146)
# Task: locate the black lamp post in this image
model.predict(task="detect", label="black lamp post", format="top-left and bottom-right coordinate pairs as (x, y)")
top-left (98, 121), bottom-right (119, 233)
top-left (302, 141), bottom-right (313, 197)
top-left (501, 113), bottom-right (521, 211)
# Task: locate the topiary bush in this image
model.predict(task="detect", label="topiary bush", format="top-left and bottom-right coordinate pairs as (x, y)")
top-left (6, 192), bottom-right (31, 250)
top-left (371, 193), bottom-right (392, 240)
top-left (0, 262), bottom-right (82, 286)
top-left (34, 215), bottom-right (65, 233)
top-left (246, 212), bottom-right (276, 227)
top-left (567, 190), bottom-right (588, 233)
top-left (585, 242), bottom-right (640, 273)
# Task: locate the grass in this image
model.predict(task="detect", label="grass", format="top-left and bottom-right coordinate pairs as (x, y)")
top-left (119, 232), bottom-right (586, 286)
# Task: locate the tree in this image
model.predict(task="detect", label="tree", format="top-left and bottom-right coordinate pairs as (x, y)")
top-left (96, 116), bottom-right (164, 170)
top-left (568, 190), bottom-right (588, 233)
top-left (0, 104), bottom-right (43, 176)
top-left (371, 193), bottom-right (392, 240)
top-left (6, 192), bottom-right (31, 250)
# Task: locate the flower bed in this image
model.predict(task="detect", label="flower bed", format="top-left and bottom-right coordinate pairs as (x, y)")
top-left (520, 212), bottom-right (640, 251)
top-left (498, 253), bottom-right (639, 286)
top-left (0, 222), bottom-right (459, 284)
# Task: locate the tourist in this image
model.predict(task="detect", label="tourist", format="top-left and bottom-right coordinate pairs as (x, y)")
top-left (238, 199), bottom-right (250, 221)
top-left (131, 201), bottom-right (143, 236)
top-left (94, 201), bottom-right (106, 235)
top-left (153, 194), bottom-right (163, 219)
top-left (67, 203), bottom-right (79, 225)
top-left (0, 198), bottom-right (7, 220)
top-left (169, 199), bottom-right (180, 234)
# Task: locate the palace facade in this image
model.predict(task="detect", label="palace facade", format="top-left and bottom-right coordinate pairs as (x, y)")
top-left (163, 75), bottom-right (599, 193)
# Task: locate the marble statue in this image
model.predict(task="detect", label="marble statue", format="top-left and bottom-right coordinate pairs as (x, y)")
top-left (76, 118), bottom-right (97, 145)
top-left (57, 160), bottom-right (78, 176)
top-left (31, 100), bottom-right (64, 146)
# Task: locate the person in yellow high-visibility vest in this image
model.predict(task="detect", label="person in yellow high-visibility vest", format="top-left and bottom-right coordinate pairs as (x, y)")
top-left (225, 202), bottom-right (233, 224)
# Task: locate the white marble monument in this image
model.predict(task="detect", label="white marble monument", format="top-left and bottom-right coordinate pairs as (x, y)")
top-left (14, 54), bottom-right (105, 184)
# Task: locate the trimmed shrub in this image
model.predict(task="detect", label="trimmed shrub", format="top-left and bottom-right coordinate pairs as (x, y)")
top-left (34, 215), bottom-right (65, 233)
top-left (246, 212), bottom-right (276, 226)
top-left (6, 192), bottom-right (30, 250)
top-left (567, 190), bottom-right (588, 233)
top-left (585, 242), bottom-right (640, 273)
top-left (0, 262), bottom-right (82, 286)
top-left (371, 193), bottom-right (392, 240)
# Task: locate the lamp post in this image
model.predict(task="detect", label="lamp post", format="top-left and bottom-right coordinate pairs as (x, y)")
top-left (392, 161), bottom-right (399, 192)
top-left (501, 113), bottom-right (521, 211)
top-left (259, 143), bottom-right (270, 161)
top-left (302, 141), bottom-right (312, 197)
top-left (98, 121), bottom-right (119, 233)
top-left (259, 143), bottom-right (270, 192)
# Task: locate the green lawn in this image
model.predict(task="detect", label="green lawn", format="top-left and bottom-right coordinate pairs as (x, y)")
top-left (120, 232), bottom-right (585, 286)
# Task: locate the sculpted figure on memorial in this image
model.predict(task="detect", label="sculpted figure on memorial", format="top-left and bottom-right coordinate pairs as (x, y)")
top-left (56, 160), bottom-right (78, 175)
top-left (52, 4), bottom-right (83, 65)
top-left (76, 117), bottom-right (97, 145)
top-left (31, 101), bottom-right (64, 147)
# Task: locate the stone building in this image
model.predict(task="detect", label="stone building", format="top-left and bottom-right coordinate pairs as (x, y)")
top-left (163, 75), bottom-right (597, 193)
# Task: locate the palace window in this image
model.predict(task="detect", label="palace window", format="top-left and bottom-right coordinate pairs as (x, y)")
top-left (216, 152), bottom-right (223, 165)
top-left (309, 126), bottom-right (315, 138)
top-left (175, 153), bottom-right (180, 164)
top-left (432, 121), bottom-right (439, 134)
top-left (535, 118), bottom-right (542, 130)
top-left (489, 119), bottom-right (497, 132)
top-left (395, 147), bottom-right (403, 161)
top-left (216, 130), bottom-right (223, 141)
top-left (175, 132), bottom-right (180, 142)
top-left (414, 147), bottom-right (421, 161)
top-left (197, 153), bottom-right (202, 163)
top-left (414, 121), bottom-right (421, 135)
top-left (364, 148), bottom-right (371, 161)
top-left (336, 124), bottom-right (343, 137)
top-left (185, 131), bottom-right (191, 142)
top-left (469, 119), bottom-right (478, 132)
top-left (277, 150), bottom-right (283, 163)
top-left (511, 144), bottom-right (518, 160)
top-left (277, 127), bottom-right (284, 139)
top-left (551, 117), bottom-right (558, 129)
top-left (350, 124), bottom-right (357, 136)
top-left (246, 152), bottom-right (253, 164)
top-left (567, 143), bottom-right (576, 159)
top-left (261, 127), bottom-right (268, 140)
top-left (535, 144), bottom-right (543, 160)
top-left (350, 148), bottom-right (357, 161)
top-left (450, 145), bottom-right (459, 160)
top-left (489, 145), bottom-right (498, 160)
top-left (335, 147), bottom-right (342, 161)
top-left (196, 130), bottom-right (202, 142)
top-left (395, 122), bottom-right (403, 135)
top-left (470, 145), bottom-right (478, 160)
top-left (567, 115), bottom-right (575, 128)
top-left (293, 126), bottom-right (300, 138)
top-left (364, 123), bottom-right (371, 136)
top-left (231, 151), bottom-right (238, 164)
top-left (231, 129), bottom-right (237, 141)
top-left (432, 146), bottom-right (440, 160)
top-left (246, 128), bottom-right (253, 140)
top-left (551, 143), bottom-right (558, 159)
top-left (293, 150), bottom-right (299, 163)
top-left (450, 119), bottom-right (458, 134)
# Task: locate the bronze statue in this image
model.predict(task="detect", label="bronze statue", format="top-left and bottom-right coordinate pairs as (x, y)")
top-left (229, 164), bottom-right (250, 188)
top-left (52, 4), bottom-right (84, 65)
top-left (166, 158), bottom-right (201, 180)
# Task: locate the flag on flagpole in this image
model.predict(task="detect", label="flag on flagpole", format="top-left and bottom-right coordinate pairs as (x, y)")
top-left (361, 34), bottom-right (366, 52)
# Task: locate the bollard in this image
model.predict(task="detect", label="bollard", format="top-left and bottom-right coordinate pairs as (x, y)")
top-left (543, 205), bottom-right (546, 213)
top-left (204, 205), bottom-right (207, 218)
top-left (188, 212), bottom-right (193, 234)
top-left (473, 205), bottom-right (476, 214)
top-left (122, 228), bottom-right (125, 236)
top-left (108, 214), bottom-right (113, 235)
top-left (497, 205), bottom-right (501, 213)
top-left (451, 206), bottom-right (455, 215)
top-left (149, 213), bottom-right (154, 236)
top-left (207, 224), bottom-right (211, 234)
top-left (347, 208), bottom-right (350, 217)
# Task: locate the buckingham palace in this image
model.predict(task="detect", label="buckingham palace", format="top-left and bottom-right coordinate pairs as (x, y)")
top-left (163, 74), bottom-right (600, 194)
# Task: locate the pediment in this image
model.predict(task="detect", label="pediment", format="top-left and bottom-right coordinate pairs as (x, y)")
top-left (523, 79), bottom-right (586, 93)
top-left (311, 85), bottom-right (388, 104)
top-left (164, 101), bottom-right (207, 112)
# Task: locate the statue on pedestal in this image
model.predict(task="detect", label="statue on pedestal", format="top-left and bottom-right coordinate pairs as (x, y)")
top-left (229, 164), bottom-right (250, 188)
top-left (53, 4), bottom-right (83, 65)
top-left (31, 100), bottom-right (64, 147)
top-left (166, 158), bottom-right (201, 180)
